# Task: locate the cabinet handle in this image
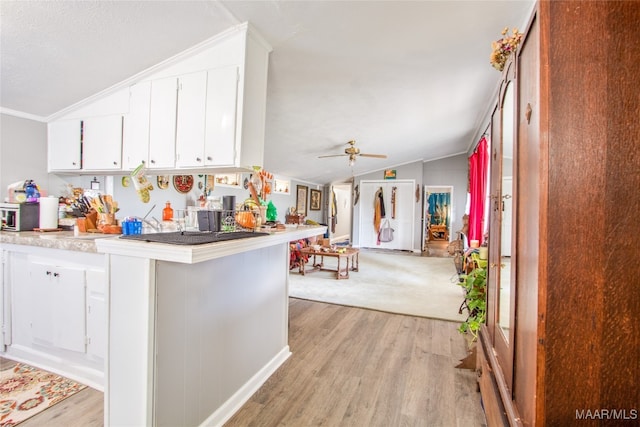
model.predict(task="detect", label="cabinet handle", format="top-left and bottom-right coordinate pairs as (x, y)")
top-left (206, 156), bottom-right (212, 161)
top-left (196, 157), bottom-right (202, 162)
top-left (150, 159), bottom-right (155, 164)
top-left (72, 162), bottom-right (77, 166)
top-left (46, 271), bottom-right (52, 275)
top-left (53, 272), bottom-right (60, 277)
top-left (113, 161), bottom-right (118, 166)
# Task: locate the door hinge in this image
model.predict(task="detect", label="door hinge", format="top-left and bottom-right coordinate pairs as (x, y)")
top-left (85, 336), bottom-right (91, 345)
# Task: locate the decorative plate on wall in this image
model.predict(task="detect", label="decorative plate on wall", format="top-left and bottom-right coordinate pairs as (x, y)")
top-left (173, 175), bottom-right (194, 193)
top-left (157, 175), bottom-right (170, 189)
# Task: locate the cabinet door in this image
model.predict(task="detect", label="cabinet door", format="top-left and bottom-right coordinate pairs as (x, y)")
top-left (52, 266), bottom-right (86, 353)
top-left (83, 115), bottom-right (123, 170)
top-left (86, 269), bottom-right (106, 360)
top-left (205, 66), bottom-right (239, 166)
top-left (30, 262), bottom-right (54, 345)
top-left (123, 81), bottom-right (151, 170)
top-left (175, 71), bottom-right (208, 168)
top-left (48, 119), bottom-right (82, 171)
top-left (9, 252), bottom-right (35, 346)
top-left (148, 77), bottom-right (178, 168)
top-left (30, 262), bottom-right (86, 353)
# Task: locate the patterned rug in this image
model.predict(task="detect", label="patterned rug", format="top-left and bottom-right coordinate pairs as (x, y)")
top-left (0, 362), bottom-right (87, 426)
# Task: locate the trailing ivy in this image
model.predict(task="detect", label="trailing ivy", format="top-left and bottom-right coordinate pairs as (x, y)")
top-left (457, 267), bottom-right (487, 342)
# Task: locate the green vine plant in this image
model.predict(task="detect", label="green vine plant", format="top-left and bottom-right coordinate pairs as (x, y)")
top-left (457, 267), bottom-right (487, 343)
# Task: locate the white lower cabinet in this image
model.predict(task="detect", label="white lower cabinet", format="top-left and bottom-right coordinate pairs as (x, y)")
top-left (3, 249), bottom-right (106, 388)
top-left (30, 261), bottom-right (86, 352)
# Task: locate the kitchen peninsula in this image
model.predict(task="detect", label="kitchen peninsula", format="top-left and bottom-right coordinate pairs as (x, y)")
top-left (96, 225), bottom-right (325, 426)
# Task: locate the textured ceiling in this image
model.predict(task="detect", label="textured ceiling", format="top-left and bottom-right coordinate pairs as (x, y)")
top-left (0, 0), bottom-right (534, 184)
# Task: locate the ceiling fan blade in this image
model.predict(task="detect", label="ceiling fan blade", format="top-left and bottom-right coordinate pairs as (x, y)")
top-left (318, 154), bottom-right (348, 158)
top-left (359, 153), bottom-right (387, 158)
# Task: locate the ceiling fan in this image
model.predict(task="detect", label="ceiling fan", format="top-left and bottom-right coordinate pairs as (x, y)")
top-left (318, 140), bottom-right (387, 166)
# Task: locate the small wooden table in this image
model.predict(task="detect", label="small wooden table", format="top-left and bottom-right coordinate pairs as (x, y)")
top-left (298, 247), bottom-right (360, 279)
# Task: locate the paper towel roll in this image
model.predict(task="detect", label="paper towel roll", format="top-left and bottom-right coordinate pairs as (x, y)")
top-left (39, 196), bottom-right (59, 230)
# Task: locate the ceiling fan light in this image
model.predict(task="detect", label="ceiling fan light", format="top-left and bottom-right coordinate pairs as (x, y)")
top-left (349, 155), bottom-right (356, 166)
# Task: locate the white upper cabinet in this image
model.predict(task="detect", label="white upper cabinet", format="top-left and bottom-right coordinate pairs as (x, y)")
top-left (123, 78), bottom-right (177, 170)
top-left (82, 115), bottom-right (123, 170)
top-left (122, 81), bottom-right (152, 170)
top-left (148, 77), bottom-right (178, 169)
top-left (48, 119), bottom-right (82, 171)
top-left (205, 65), bottom-right (239, 167)
top-left (175, 71), bottom-right (208, 167)
top-left (175, 67), bottom-right (239, 168)
top-left (48, 23), bottom-right (271, 174)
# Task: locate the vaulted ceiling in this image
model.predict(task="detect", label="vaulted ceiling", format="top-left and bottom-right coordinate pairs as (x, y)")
top-left (0, 0), bottom-right (534, 184)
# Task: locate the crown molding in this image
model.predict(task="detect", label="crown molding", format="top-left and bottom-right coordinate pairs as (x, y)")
top-left (1, 107), bottom-right (47, 122)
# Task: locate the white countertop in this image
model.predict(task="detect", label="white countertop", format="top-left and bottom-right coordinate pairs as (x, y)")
top-left (95, 225), bottom-right (326, 264)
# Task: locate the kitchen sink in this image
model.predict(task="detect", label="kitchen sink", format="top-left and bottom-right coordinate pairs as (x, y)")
top-left (119, 231), bottom-right (269, 245)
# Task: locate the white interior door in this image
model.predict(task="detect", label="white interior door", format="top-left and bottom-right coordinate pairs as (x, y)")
top-left (358, 180), bottom-right (415, 251)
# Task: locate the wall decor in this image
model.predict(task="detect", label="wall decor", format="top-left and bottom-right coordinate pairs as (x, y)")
top-left (157, 175), bottom-right (169, 189)
top-left (273, 178), bottom-right (290, 194)
top-left (310, 189), bottom-right (321, 210)
top-left (173, 175), bottom-right (194, 194)
top-left (214, 174), bottom-right (240, 187)
top-left (384, 169), bottom-right (397, 179)
top-left (296, 185), bottom-right (308, 216)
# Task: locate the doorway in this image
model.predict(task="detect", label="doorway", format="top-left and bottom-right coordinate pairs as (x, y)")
top-left (324, 183), bottom-right (352, 244)
top-left (423, 185), bottom-right (454, 253)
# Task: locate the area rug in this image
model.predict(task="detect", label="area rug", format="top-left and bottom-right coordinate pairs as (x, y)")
top-left (0, 362), bottom-right (87, 426)
top-left (289, 249), bottom-right (467, 322)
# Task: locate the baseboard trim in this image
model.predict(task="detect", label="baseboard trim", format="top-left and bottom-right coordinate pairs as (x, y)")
top-left (1, 345), bottom-right (104, 391)
top-left (199, 345), bottom-right (292, 427)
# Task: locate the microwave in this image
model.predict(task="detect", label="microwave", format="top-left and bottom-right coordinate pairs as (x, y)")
top-left (0, 202), bottom-right (40, 231)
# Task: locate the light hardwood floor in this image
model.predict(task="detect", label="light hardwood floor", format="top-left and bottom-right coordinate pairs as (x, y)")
top-left (225, 298), bottom-right (486, 426)
top-left (5, 299), bottom-right (485, 426)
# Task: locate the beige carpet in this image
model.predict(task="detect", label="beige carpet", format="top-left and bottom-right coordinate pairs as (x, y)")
top-left (289, 249), bottom-right (466, 322)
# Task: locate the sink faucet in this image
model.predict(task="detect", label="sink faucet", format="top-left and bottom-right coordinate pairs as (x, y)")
top-left (134, 216), bottom-right (162, 233)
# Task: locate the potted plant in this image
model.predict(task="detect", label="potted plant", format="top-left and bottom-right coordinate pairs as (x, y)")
top-left (457, 266), bottom-right (487, 343)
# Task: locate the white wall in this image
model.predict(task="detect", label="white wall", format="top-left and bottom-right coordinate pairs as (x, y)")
top-left (0, 113), bottom-right (69, 200)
